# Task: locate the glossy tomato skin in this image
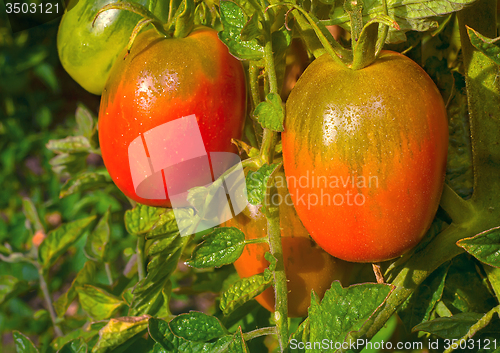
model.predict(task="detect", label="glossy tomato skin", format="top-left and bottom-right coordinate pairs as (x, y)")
top-left (224, 174), bottom-right (352, 317)
top-left (58, 0), bottom-right (167, 95)
top-left (282, 51), bottom-right (448, 263)
top-left (98, 27), bottom-right (246, 207)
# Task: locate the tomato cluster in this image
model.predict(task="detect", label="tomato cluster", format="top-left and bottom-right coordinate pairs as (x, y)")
top-left (58, 1), bottom-right (448, 317)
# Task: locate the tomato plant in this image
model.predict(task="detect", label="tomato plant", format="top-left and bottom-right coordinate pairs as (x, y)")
top-left (57, 0), bottom-right (167, 95)
top-left (98, 26), bottom-right (246, 207)
top-left (4, 0), bottom-right (500, 352)
top-left (282, 50), bottom-right (449, 263)
top-left (225, 173), bottom-right (352, 317)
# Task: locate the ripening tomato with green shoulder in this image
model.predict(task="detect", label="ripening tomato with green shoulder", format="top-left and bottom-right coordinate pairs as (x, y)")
top-left (98, 27), bottom-right (246, 207)
top-left (224, 172), bottom-right (353, 317)
top-left (282, 51), bottom-right (448, 263)
top-left (57, 0), bottom-right (168, 95)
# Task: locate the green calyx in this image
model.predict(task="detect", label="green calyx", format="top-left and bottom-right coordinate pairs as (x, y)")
top-left (93, 0), bottom-right (196, 59)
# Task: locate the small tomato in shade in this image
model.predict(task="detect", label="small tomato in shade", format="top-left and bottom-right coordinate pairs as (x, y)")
top-left (224, 172), bottom-right (353, 317)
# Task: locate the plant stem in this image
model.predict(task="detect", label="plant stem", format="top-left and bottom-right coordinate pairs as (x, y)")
top-left (38, 267), bottom-right (63, 337)
top-left (440, 183), bottom-right (475, 224)
top-left (259, 40), bottom-right (279, 165)
top-left (105, 262), bottom-right (113, 285)
top-left (259, 20), bottom-right (289, 352)
top-left (136, 237), bottom-right (146, 281)
top-left (242, 326), bottom-right (277, 341)
top-left (266, 193), bottom-right (289, 353)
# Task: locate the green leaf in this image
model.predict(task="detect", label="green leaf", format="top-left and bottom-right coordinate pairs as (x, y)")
top-left (125, 204), bottom-right (169, 236)
top-left (220, 273), bottom-right (273, 316)
top-left (458, 226), bottom-right (500, 268)
top-left (441, 254), bottom-right (497, 313)
top-left (57, 338), bottom-right (88, 353)
top-left (0, 276), bottom-right (30, 306)
top-left (92, 315), bottom-right (150, 353)
top-left (13, 331), bottom-right (39, 353)
top-left (46, 136), bottom-right (93, 154)
top-left (467, 26), bottom-right (500, 65)
top-left (246, 164), bottom-right (280, 205)
top-left (33, 63), bottom-right (60, 93)
top-left (329, 0), bottom-right (478, 43)
top-left (51, 323), bottom-right (104, 351)
top-left (146, 209), bottom-right (182, 240)
top-left (22, 197), bottom-right (44, 232)
top-left (148, 318), bottom-right (245, 352)
top-left (290, 318), bottom-right (310, 353)
top-left (60, 171), bottom-right (111, 199)
top-left (38, 216), bottom-right (96, 270)
top-left (218, 1), bottom-right (264, 60)
top-left (253, 93), bottom-right (284, 132)
top-left (76, 285), bottom-right (126, 321)
top-left (173, 0), bottom-right (195, 38)
top-left (75, 104), bottom-right (96, 143)
top-left (398, 262), bottom-right (450, 330)
top-left (128, 236), bottom-right (186, 316)
top-left (169, 312), bottom-right (228, 342)
top-left (84, 209), bottom-right (111, 262)
top-left (240, 13), bottom-right (263, 42)
top-left (54, 261), bottom-right (96, 317)
top-left (412, 312), bottom-right (485, 339)
top-left (186, 227), bottom-right (246, 268)
top-left (308, 282), bottom-right (393, 345)
top-left (49, 153), bottom-right (88, 176)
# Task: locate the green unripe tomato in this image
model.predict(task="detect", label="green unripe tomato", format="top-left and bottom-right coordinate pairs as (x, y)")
top-left (57, 0), bottom-right (167, 95)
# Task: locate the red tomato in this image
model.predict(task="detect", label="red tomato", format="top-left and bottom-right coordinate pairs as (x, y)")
top-left (282, 51), bottom-right (448, 263)
top-left (98, 27), bottom-right (246, 207)
top-left (225, 173), bottom-right (353, 317)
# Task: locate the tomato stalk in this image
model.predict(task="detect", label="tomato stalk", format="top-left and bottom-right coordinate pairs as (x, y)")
top-left (136, 237), bottom-right (146, 281)
top-left (242, 326), bottom-right (277, 341)
top-left (256, 8), bottom-right (290, 350)
top-left (38, 266), bottom-right (63, 337)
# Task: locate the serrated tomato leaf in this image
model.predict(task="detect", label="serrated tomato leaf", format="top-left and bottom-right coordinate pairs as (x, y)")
top-left (246, 163), bottom-right (280, 205)
top-left (220, 273), bottom-right (272, 316)
top-left (54, 261), bottom-right (96, 317)
top-left (57, 338), bottom-right (88, 353)
top-left (60, 171), bottom-right (111, 199)
top-left (76, 285), bottom-right (125, 321)
top-left (13, 331), bottom-right (39, 353)
top-left (0, 276), bottom-right (30, 306)
top-left (253, 93), bottom-right (284, 132)
top-left (38, 216), bottom-right (96, 270)
top-left (186, 227), bottom-right (245, 268)
top-left (125, 204), bottom-right (169, 236)
top-left (467, 26), bottom-right (500, 65)
top-left (84, 209), bottom-right (111, 263)
top-left (398, 262), bottom-right (450, 330)
top-left (412, 312), bottom-right (484, 339)
top-left (92, 315), bottom-right (150, 353)
top-left (218, 1), bottom-right (264, 60)
top-left (128, 236), bottom-right (186, 317)
top-left (169, 312), bottom-right (228, 342)
top-left (458, 226), bottom-right (500, 268)
top-left (149, 317), bottom-right (246, 352)
top-left (308, 282), bottom-right (393, 346)
top-left (329, 0), bottom-right (478, 43)
top-left (46, 136), bottom-right (93, 154)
